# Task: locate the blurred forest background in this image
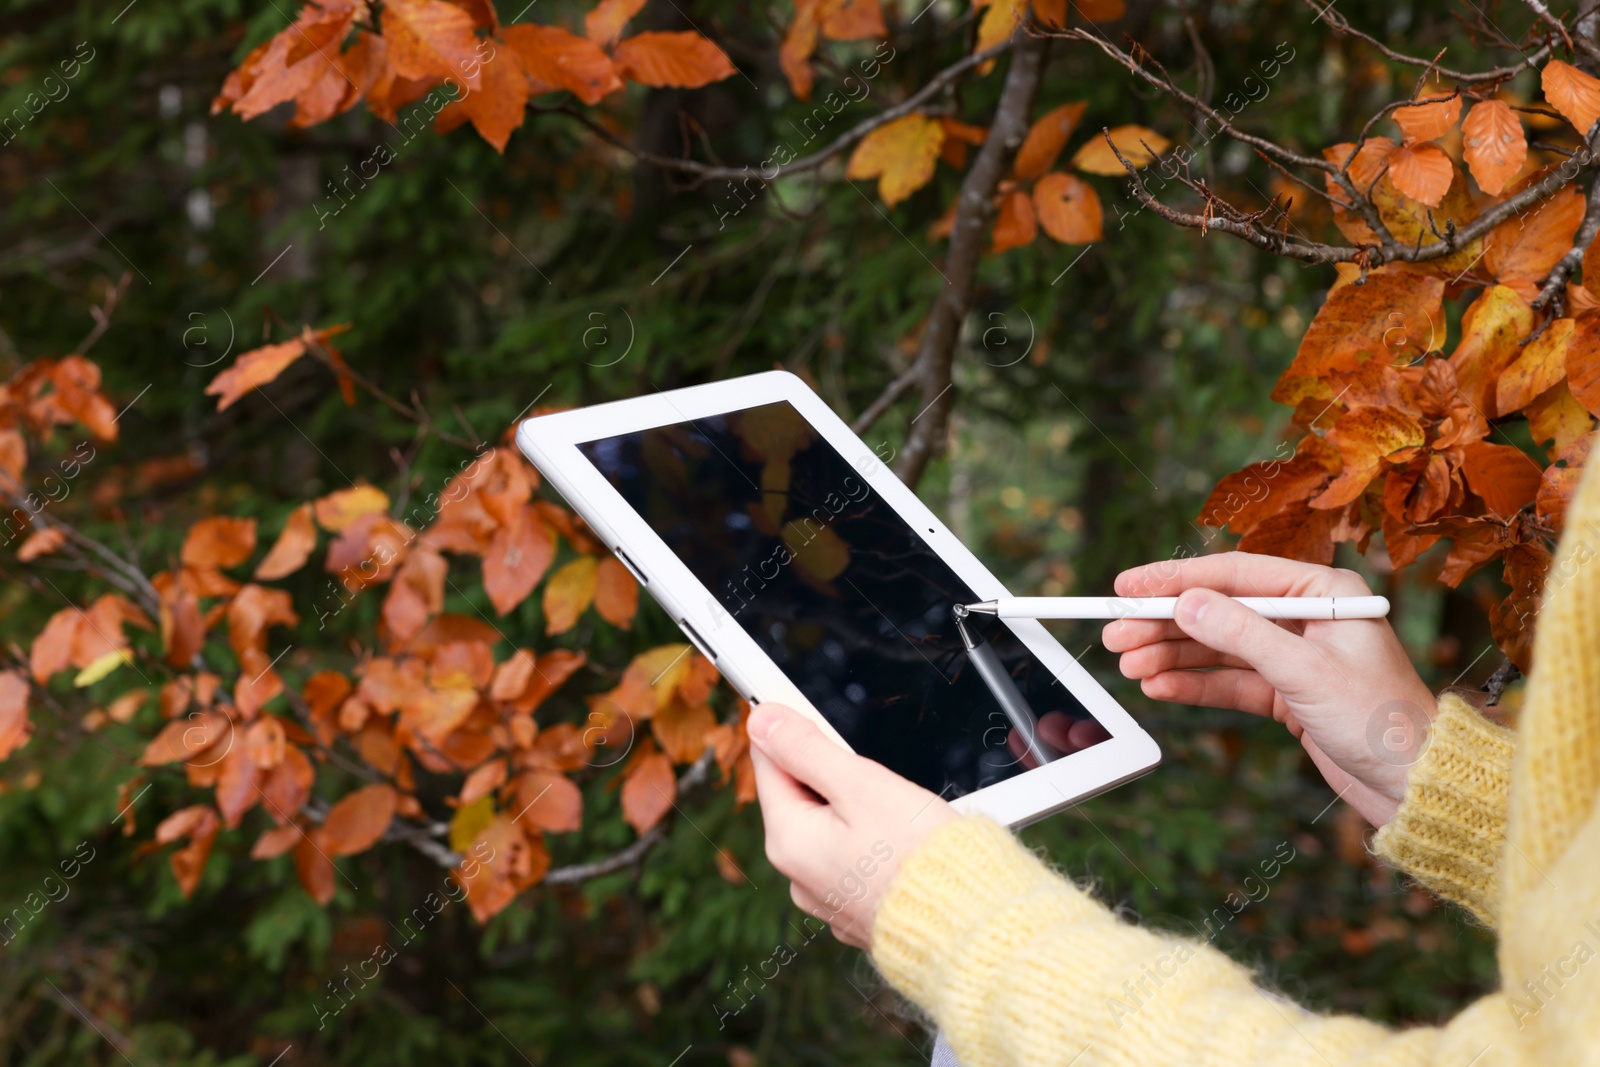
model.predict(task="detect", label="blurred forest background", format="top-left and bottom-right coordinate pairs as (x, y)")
top-left (0, 0), bottom-right (1551, 1063)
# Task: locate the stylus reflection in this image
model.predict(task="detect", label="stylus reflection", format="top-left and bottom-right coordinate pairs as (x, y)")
top-left (953, 607), bottom-right (1058, 768)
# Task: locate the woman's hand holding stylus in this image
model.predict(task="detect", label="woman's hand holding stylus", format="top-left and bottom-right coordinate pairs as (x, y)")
top-left (1103, 552), bottom-right (1436, 826)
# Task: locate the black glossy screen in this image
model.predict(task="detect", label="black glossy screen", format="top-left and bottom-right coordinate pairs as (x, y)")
top-left (577, 401), bottom-right (1107, 798)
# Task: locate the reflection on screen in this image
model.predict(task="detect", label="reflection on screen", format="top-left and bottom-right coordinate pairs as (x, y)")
top-left (578, 401), bottom-right (1108, 798)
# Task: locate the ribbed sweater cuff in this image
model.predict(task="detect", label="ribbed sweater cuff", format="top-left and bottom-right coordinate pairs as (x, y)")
top-left (871, 816), bottom-right (1101, 1013)
top-left (1371, 692), bottom-right (1514, 927)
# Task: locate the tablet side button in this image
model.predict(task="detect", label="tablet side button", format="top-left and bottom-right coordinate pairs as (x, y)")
top-left (678, 619), bottom-right (716, 664)
top-left (613, 547), bottom-right (647, 586)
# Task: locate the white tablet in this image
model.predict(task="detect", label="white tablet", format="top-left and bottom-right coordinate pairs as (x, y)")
top-left (515, 371), bottom-right (1159, 827)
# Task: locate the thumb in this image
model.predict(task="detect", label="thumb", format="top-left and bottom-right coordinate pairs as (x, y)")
top-left (1174, 589), bottom-right (1307, 682)
top-left (747, 703), bottom-right (862, 804)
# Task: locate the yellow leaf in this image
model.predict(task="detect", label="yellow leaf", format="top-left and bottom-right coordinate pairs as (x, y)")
top-left (846, 113), bottom-right (945, 207)
top-left (313, 485), bottom-right (390, 532)
top-left (73, 649), bottom-right (133, 688)
top-left (543, 556), bottom-right (599, 635)
top-left (449, 794), bottom-right (496, 854)
top-left (1071, 124), bottom-right (1171, 175)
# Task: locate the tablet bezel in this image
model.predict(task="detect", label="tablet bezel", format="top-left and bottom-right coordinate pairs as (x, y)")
top-left (515, 370), bottom-right (1159, 828)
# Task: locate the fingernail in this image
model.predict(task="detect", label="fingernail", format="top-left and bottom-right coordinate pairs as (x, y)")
top-left (747, 704), bottom-right (779, 743)
top-left (1177, 590), bottom-right (1210, 627)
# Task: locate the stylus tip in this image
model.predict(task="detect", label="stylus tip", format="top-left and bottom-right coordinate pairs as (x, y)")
top-left (964, 601), bottom-right (999, 615)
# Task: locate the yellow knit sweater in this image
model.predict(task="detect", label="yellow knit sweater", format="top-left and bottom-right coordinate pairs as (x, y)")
top-left (872, 460), bottom-right (1600, 1067)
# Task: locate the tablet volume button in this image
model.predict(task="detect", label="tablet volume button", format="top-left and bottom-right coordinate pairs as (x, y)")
top-left (613, 548), bottom-right (647, 586)
top-left (678, 619), bottom-right (716, 664)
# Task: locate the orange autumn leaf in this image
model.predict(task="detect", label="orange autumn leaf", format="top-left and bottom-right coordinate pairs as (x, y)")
top-left (1542, 59), bottom-right (1600, 137)
top-left (991, 188), bottom-right (1037, 253)
top-left (255, 503), bottom-right (317, 580)
top-left (1311, 406), bottom-right (1426, 509)
top-left (295, 828), bottom-right (337, 904)
top-left (1385, 141), bottom-right (1453, 207)
top-left (543, 555), bottom-right (599, 634)
top-left (612, 31), bottom-right (736, 89)
top-left (1014, 101), bottom-right (1087, 180)
top-left (594, 555), bottom-right (639, 629)
top-left (510, 769), bottom-right (583, 833)
top-left (652, 697), bottom-right (715, 763)
top-left (1272, 271), bottom-right (1445, 405)
top-left (1392, 94), bottom-right (1461, 143)
top-left (16, 526), bottom-right (66, 562)
top-left (1485, 184), bottom-right (1585, 299)
top-left (779, 0), bottom-right (820, 99)
top-left (1032, 0), bottom-right (1069, 28)
top-left (182, 516), bottom-right (257, 570)
top-left (380, 0), bottom-right (483, 90)
top-left (1461, 441), bottom-right (1542, 517)
top-left (0, 671), bottom-right (32, 762)
top-left (821, 0), bottom-right (886, 39)
top-left (454, 814), bottom-right (549, 922)
top-left (435, 44), bottom-right (527, 151)
top-left (204, 339), bottom-right (307, 411)
top-left (1073, 0), bottom-right (1125, 16)
top-left (502, 23), bottom-right (623, 106)
top-left (458, 758), bottom-right (507, 805)
top-left (252, 823), bottom-right (303, 860)
top-left (1034, 172), bottom-right (1102, 244)
top-left (484, 505), bottom-right (555, 615)
top-left (322, 783), bottom-right (397, 856)
top-left (846, 113), bottom-right (945, 207)
top-left (30, 608), bottom-right (81, 683)
top-left (1461, 100), bottom-right (1526, 195)
top-left (585, 0), bottom-right (647, 45)
top-left (1569, 316), bottom-right (1600, 417)
top-left (620, 744), bottom-right (675, 835)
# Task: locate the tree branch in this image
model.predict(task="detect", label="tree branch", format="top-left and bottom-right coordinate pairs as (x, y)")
top-left (1534, 153), bottom-right (1600, 311)
top-left (1310, 0), bottom-right (1554, 82)
top-left (541, 38), bottom-right (1015, 188)
top-left (894, 33), bottom-right (1048, 489)
top-left (851, 360), bottom-right (922, 436)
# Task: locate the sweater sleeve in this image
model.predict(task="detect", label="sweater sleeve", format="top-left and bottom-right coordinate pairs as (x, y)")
top-left (872, 815), bottom-right (1522, 1067)
top-left (1370, 692), bottom-right (1515, 927)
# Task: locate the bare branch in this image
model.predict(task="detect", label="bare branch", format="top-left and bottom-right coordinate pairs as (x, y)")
top-left (895, 33), bottom-right (1049, 488)
top-left (1308, 0), bottom-right (1554, 82)
top-left (74, 273), bottom-right (133, 355)
top-left (851, 360), bottom-right (922, 436)
top-left (1520, 0), bottom-right (1585, 57)
top-left (542, 38), bottom-right (1015, 187)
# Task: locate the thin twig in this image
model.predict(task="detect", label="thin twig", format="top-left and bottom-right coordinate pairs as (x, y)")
top-left (540, 37), bottom-right (1015, 188)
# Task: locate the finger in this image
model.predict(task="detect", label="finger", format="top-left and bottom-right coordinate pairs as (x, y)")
top-left (1036, 712), bottom-right (1078, 755)
top-left (1118, 639), bottom-right (1252, 679)
top-left (750, 743), bottom-right (827, 819)
top-left (748, 703), bottom-right (874, 805)
top-left (1140, 667), bottom-right (1279, 716)
top-left (1005, 726), bottom-right (1043, 769)
top-left (792, 882), bottom-right (869, 949)
top-left (1101, 618), bottom-right (1185, 652)
top-left (1115, 552), bottom-right (1370, 599)
top-left (1173, 589), bottom-right (1309, 678)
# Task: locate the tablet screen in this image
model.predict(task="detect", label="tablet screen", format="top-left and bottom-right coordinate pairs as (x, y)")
top-left (577, 400), bottom-right (1108, 798)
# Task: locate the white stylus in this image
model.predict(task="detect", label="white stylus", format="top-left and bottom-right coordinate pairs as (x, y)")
top-left (961, 596), bottom-right (1390, 621)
